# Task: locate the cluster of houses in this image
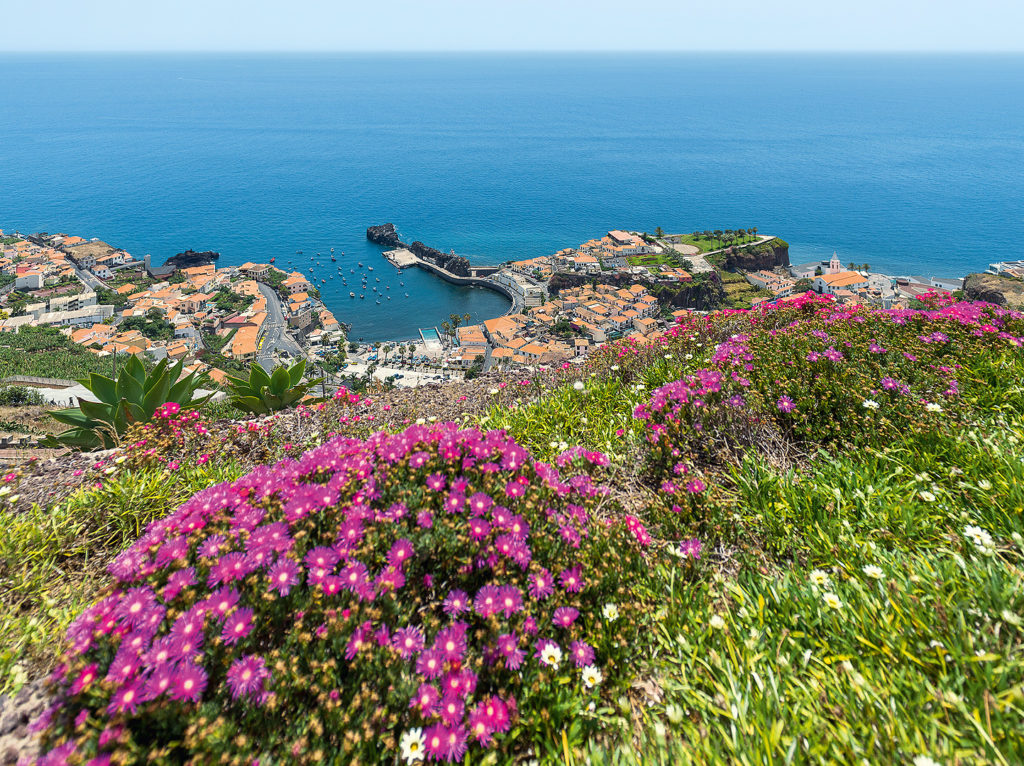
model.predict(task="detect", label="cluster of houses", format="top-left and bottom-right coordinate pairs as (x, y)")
top-left (506, 230), bottom-right (692, 283)
top-left (988, 260), bottom-right (1024, 280)
top-left (0, 230), bottom-right (345, 380)
top-left (238, 263), bottom-right (342, 349)
top-left (444, 283), bottom-right (666, 369)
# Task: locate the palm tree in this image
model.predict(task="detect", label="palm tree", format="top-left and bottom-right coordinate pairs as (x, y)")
top-left (654, 226), bottom-right (664, 238)
top-left (751, 226), bottom-right (758, 238)
top-left (381, 344), bottom-right (391, 364)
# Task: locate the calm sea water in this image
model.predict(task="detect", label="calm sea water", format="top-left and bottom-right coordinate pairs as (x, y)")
top-left (2, 54), bottom-right (1022, 340)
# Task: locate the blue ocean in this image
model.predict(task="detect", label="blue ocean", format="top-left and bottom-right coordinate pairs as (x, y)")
top-left (1, 54), bottom-right (1022, 341)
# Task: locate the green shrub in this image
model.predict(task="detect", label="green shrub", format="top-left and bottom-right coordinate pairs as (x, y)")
top-left (47, 357), bottom-right (211, 450)
top-left (0, 385), bottom-right (46, 406)
top-left (36, 426), bottom-right (655, 764)
top-left (225, 360), bottom-right (323, 414)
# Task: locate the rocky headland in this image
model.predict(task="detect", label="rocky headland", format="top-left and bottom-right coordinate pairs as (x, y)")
top-left (963, 272), bottom-right (1024, 309)
top-left (722, 238), bottom-right (790, 271)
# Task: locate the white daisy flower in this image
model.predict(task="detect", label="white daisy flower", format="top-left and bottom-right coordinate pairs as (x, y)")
top-left (862, 565), bottom-right (884, 580)
top-left (539, 642), bottom-right (562, 669)
top-left (809, 569), bottom-right (830, 587)
top-left (862, 399), bottom-right (880, 410)
top-left (602, 603), bottom-right (619, 621)
top-left (822, 592), bottom-right (843, 610)
top-left (581, 665), bottom-right (603, 689)
top-left (399, 728), bottom-right (426, 763)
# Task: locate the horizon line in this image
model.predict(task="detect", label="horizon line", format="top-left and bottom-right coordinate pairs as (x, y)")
top-left (3, 49), bottom-right (1024, 55)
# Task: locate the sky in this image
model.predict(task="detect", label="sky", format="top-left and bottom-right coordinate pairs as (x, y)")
top-left (4, 0), bottom-right (1023, 53)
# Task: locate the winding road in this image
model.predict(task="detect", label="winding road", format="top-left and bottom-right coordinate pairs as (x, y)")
top-left (256, 283), bottom-right (303, 370)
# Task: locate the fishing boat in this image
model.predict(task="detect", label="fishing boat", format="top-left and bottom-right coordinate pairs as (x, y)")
top-left (376, 299), bottom-right (381, 304)
top-left (296, 250), bottom-right (303, 254)
top-left (400, 282), bottom-right (404, 286)
top-left (358, 262), bottom-right (363, 268)
top-left (368, 266), bottom-right (374, 272)
top-left (270, 257), bottom-right (276, 263)
top-left (349, 292), bottom-right (355, 298)
top-left (360, 294), bottom-right (365, 299)
top-left (375, 277), bottom-right (380, 283)
top-left (331, 256), bottom-right (336, 262)
top-left (330, 248), bottom-right (334, 253)
top-left (405, 293), bottom-right (409, 297)
top-left (350, 269), bottom-right (354, 274)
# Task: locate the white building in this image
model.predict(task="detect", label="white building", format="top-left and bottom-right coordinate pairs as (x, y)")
top-left (491, 270), bottom-right (545, 307)
top-left (15, 272), bottom-right (43, 291)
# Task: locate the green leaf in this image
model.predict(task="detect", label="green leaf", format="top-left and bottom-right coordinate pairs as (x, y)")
top-left (142, 371), bottom-right (172, 418)
top-left (230, 395), bottom-right (269, 414)
top-left (249, 363), bottom-right (272, 392)
top-left (288, 359), bottom-right (307, 387)
top-left (167, 370), bottom-right (201, 404)
top-left (78, 399), bottom-right (116, 425)
top-left (49, 407), bottom-right (98, 428)
top-left (86, 373), bottom-right (118, 405)
top-left (124, 355), bottom-right (146, 386)
top-left (116, 366), bottom-right (143, 406)
top-left (270, 366), bottom-right (291, 397)
top-left (143, 359), bottom-right (169, 394)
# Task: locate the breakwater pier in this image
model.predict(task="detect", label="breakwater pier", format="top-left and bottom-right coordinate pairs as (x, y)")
top-left (367, 224), bottom-right (521, 314)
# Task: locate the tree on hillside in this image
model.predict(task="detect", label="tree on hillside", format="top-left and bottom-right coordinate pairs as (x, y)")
top-left (751, 226), bottom-right (758, 238)
top-left (815, 266), bottom-right (823, 276)
top-left (381, 344), bottom-right (391, 364)
top-left (654, 226), bottom-right (664, 238)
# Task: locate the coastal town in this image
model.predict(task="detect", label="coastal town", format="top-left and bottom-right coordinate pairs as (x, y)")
top-left (0, 225), bottom-right (1013, 392)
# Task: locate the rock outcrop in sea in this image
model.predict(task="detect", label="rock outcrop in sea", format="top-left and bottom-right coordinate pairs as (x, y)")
top-left (162, 249), bottom-right (220, 270)
top-left (366, 224), bottom-right (471, 277)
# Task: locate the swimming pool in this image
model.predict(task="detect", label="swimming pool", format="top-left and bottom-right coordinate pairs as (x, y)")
top-left (420, 327), bottom-right (440, 341)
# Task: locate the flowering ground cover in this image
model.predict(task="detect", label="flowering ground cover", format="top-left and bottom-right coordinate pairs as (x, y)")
top-left (2, 293), bottom-right (1023, 764)
top-left (30, 426), bottom-right (658, 764)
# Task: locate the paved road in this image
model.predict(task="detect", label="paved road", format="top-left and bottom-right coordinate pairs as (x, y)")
top-left (256, 283), bottom-right (303, 370)
top-left (69, 263), bottom-right (105, 290)
top-left (656, 235), bottom-right (776, 274)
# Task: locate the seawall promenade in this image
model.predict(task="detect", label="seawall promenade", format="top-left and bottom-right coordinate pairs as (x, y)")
top-left (382, 248), bottom-right (519, 316)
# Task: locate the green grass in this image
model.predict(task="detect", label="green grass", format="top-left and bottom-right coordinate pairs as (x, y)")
top-left (0, 461), bottom-right (245, 692)
top-left (483, 339), bottom-right (1024, 763)
top-left (584, 424), bottom-right (1024, 764)
top-left (4, 302), bottom-right (1024, 764)
top-left (626, 254), bottom-right (680, 268)
top-left (715, 269), bottom-right (775, 309)
top-left (673, 234), bottom-right (759, 253)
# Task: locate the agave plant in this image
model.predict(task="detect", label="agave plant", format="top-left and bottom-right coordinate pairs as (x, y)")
top-left (225, 360), bottom-right (323, 414)
top-left (48, 356), bottom-right (212, 450)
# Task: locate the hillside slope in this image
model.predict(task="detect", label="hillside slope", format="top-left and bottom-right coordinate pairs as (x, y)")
top-left (3, 293), bottom-right (1023, 765)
